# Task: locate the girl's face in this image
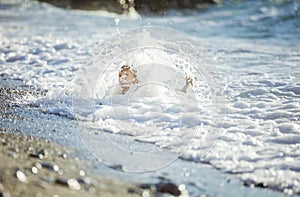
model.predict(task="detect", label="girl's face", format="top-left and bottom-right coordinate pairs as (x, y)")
top-left (119, 67), bottom-right (135, 85)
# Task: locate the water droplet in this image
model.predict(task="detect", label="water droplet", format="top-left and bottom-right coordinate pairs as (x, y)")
top-left (114, 18), bottom-right (120, 26)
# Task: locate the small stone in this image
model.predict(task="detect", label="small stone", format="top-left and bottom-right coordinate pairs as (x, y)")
top-left (1, 139), bottom-right (8, 146)
top-left (110, 164), bottom-right (123, 170)
top-left (53, 165), bottom-right (59, 172)
top-left (29, 153), bottom-right (44, 159)
top-left (79, 170), bottom-right (85, 176)
top-left (38, 149), bottom-right (49, 157)
top-left (283, 188), bottom-right (294, 195)
top-left (16, 170), bottom-right (28, 183)
top-left (31, 167), bottom-right (38, 174)
top-left (67, 179), bottom-right (81, 190)
top-left (142, 190), bottom-right (150, 197)
top-left (41, 162), bottom-right (59, 172)
top-left (30, 149), bottom-right (49, 159)
top-left (157, 182), bottom-right (181, 196)
top-left (255, 182), bottom-right (268, 188)
top-left (59, 153), bottom-right (67, 159)
top-left (55, 177), bottom-right (80, 190)
top-left (178, 184), bottom-right (189, 196)
top-left (27, 146), bottom-right (34, 152)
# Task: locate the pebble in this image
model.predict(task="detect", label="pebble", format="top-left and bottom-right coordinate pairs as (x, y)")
top-left (15, 170), bottom-right (28, 183)
top-left (1, 138), bottom-right (8, 146)
top-left (41, 162), bottom-right (59, 172)
top-left (30, 149), bottom-right (49, 159)
top-left (178, 184), bottom-right (189, 196)
top-left (79, 170), bottom-right (85, 176)
top-left (31, 166), bottom-right (38, 174)
top-left (55, 177), bottom-right (81, 190)
top-left (27, 146), bottom-right (34, 152)
top-left (29, 153), bottom-right (44, 159)
top-left (38, 149), bottom-right (49, 157)
top-left (142, 190), bottom-right (150, 197)
top-left (110, 164), bottom-right (123, 170)
top-left (59, 153), bottom-right (67, 159)
top-left (67, 179), bottom-right (81, 190)
top-left (156, 182), bottom-right (181, 196)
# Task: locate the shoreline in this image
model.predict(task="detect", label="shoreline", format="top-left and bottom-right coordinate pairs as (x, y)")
top-left (0, 77), bottom-right (290, 197)
top-left (0, 77), bottom-right (187, 196)
top-left (0, 78), bottom-right (146, 196)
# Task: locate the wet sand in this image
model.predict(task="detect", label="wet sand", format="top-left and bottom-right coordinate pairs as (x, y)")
top-left (0, 132), bottom-right (145, 197)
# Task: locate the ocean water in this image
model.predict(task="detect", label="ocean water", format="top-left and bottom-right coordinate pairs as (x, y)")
top-left (0, 0), bottom-right (300, 195)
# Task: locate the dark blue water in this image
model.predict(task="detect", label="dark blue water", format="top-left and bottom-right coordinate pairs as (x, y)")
top-left (197, 0), bottom-right (300, 41)
top-left (132, 0), bottom-right (300, 44)
top-left (1, 0), bottom-right (299, 43)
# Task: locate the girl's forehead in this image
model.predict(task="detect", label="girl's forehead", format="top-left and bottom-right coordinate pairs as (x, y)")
top-left (120, 68), bottom-right (132, 73)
